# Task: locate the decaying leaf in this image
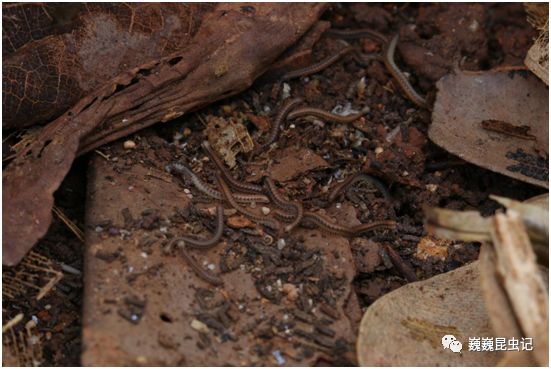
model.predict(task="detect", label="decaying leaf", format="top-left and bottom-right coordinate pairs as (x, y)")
top-left (430, 69), bottom-right (548, 188)
top-left (357, 262), bottom-right (501, 366)
top-left (2, 3), bottom-right (327, 265)
top-left (524, 3), bottom-right (549, 85)
top-left (2, 3), bottom-right (211, 130)
top-left (205, 115), bottom-right (254, 169)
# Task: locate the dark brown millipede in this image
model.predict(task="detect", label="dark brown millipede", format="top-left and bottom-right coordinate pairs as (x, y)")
top-left (281, 46), bottom-right (358, 81)
top-left (264, 177), bottom-right (303, 232)
top-left (169, 163), bottom-right (269, 204)
top-left (262, 97), bottom-right (304, 149)
top-left (215, 171), bottom-right (281, 233)
top-left (325, 28), bottom-right (388, 43)
top-left (169, 204), bottom-right (225, 286)
top-left (287, 107), bottom-right (369, 124)
top-left (202, 141), bottom-right (264, 194)
top-left (383, 34), bottom-right (428, 109)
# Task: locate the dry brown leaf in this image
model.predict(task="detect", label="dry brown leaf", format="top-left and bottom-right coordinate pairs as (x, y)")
top-left (3, 3), bottom-right (211, 130)
top-left (357, 261), bottom-right (501, 366)
top-left (430, 69), bottom-right (548, 188)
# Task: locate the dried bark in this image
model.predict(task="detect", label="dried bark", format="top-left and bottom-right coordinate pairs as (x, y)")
top-left (2, 3), bottom-right (328, 265)
top-left (2, 3), bottom-right (212, 130)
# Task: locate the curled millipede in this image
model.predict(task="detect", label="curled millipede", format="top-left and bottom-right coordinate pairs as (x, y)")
top-left (301, 211), bottom-right (355, 237)
top-left (282, 46), bottom-right (358, 81)
top-left (351, 220), bottom-right (396, 234)
top-left (383, 34), bottom-right (428, 109)
top-left (173, 205), bottom-right (225, 249)
top-left (168, 204), bottom-right (225, 286)
top-left (177, 241), bottom-right (224, 286)
top-left (215, 171), bottom-right (281, 233)
top-left (287, 106), bottom-right (369, 124)
top-left (327, 172), bottom-right (391, 203)
top-left (325, 28), bottom-right (388, 43)
top-left (262, 97), bottom-right (304, 149)
top-left (302, 211), bottom-right (395, 237)
top-left (202, 141), bottom-right (264, 194)
top-left (263, 177), bottom-right (303, 232)
top-left (169, 163), bottom-right (269, 204)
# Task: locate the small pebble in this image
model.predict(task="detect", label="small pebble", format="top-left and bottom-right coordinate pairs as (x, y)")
top-left (207, 263), bottom-right (215, 271)
top-left (277, 239), bottom-right (286, 250)
top-left (261, 207), bottom-right (271, 215)
top-left (282, 83), bottom-right (291, 99)
top-left (183, 188), bottom-right (191, 194)
top-left (425, 184), bottom-right (438, 192)
top-left (375, 147), bottom-right (384, 155)
top-left (273, 350), bottom-right (286, 366)
top-left (191, 319), bottom-right (210, 333)
top-left (357, 77), bottom-right (367, 98)
top-left (123, 140), bottom-right (136, 150)
top-left (282, 283), bottom-right (298, 301)
top-left (221, 105), bottom-right (233, 114)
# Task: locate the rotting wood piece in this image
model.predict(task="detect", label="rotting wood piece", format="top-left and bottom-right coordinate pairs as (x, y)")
top-left (2, 3), bottom-right (327, 265)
